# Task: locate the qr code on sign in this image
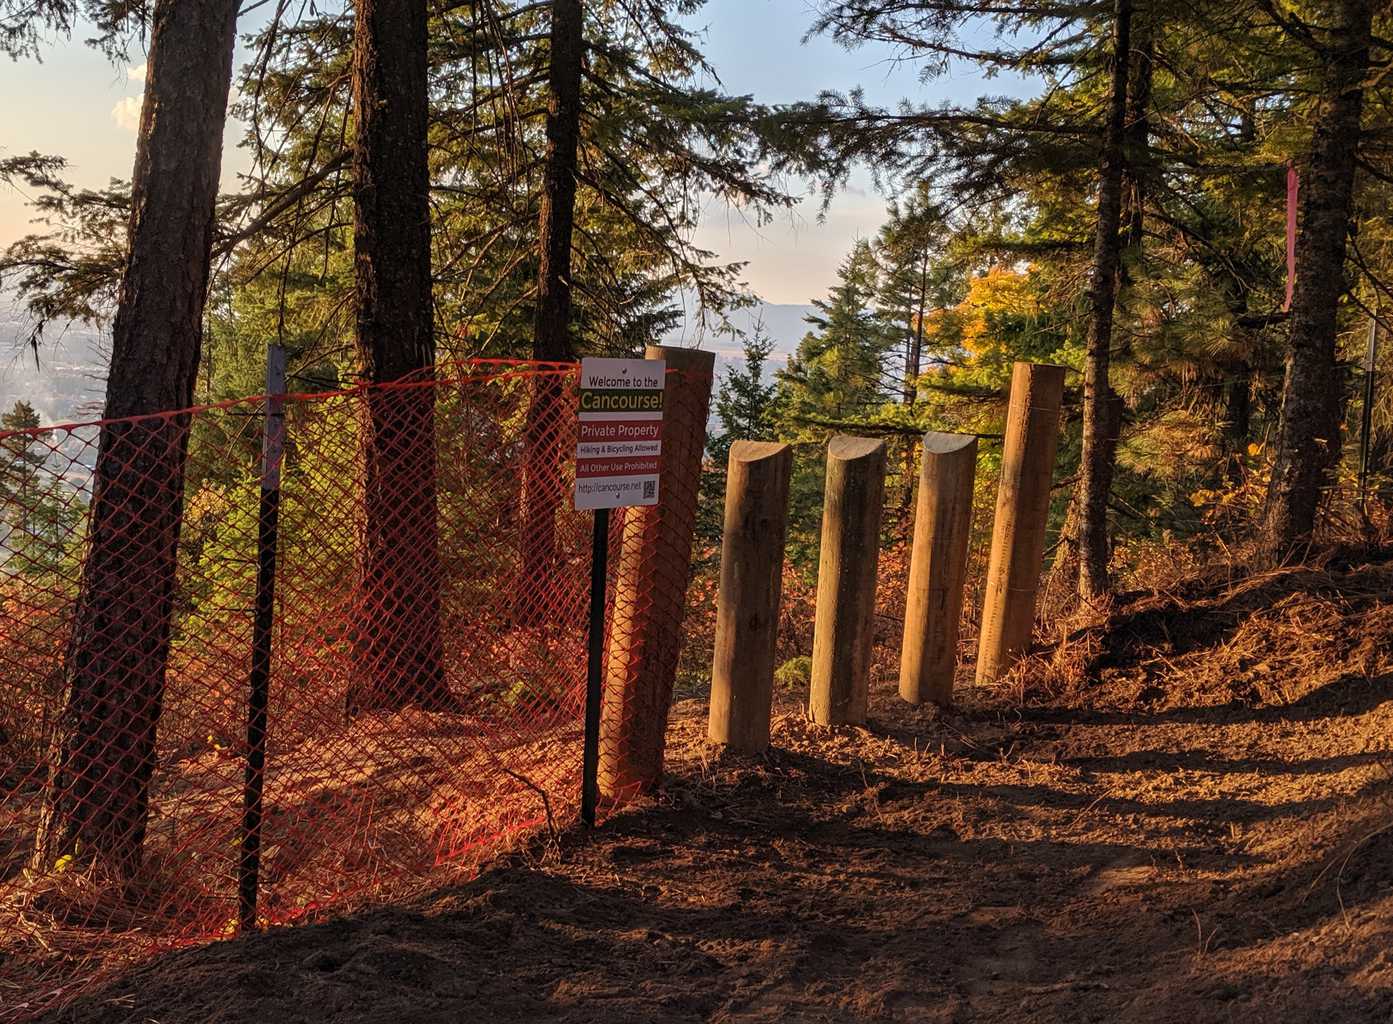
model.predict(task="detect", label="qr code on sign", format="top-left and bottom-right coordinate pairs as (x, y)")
top-left (643, 479), bottom-right (656, 500)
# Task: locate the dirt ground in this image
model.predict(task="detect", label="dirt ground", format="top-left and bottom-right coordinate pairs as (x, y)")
top-left (30, 556), bottom-right (1393, 1023)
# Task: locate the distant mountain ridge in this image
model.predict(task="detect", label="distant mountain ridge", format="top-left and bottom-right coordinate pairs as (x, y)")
top-left (662, 302), bottom-right (814, 359)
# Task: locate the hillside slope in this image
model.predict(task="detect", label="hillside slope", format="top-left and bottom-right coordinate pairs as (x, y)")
top-left (35, 555), bottom-right (1393, 1023)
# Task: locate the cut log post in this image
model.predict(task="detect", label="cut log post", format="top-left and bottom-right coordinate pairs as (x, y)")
top-left (599, 345), bottom-right (715, 798)
top-left (708, 441), bottom-right (793, 753)
top-left (899, 432), bottom-right (978, 707)
top-left (809, 435), bottom-right (887, 726)
top-left (976, 362), bottom-right (1066, 684)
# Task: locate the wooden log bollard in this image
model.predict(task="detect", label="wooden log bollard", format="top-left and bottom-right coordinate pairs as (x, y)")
top-left (809, 435), bottom-right (887, 726)
top-left (899, 432), bottom-right (978, 707)
top-left (707, 441), bottom-right (793, 753)
top-left (975, 362), bottom-right (1066, 684)
top-left (599, 345), bottom-right (715, 798)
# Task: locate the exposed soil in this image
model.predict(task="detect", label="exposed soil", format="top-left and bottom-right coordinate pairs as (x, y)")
top-left (29, 558), bottom-right (1393, 1023)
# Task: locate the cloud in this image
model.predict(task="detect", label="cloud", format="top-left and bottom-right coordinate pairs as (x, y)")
top-left (111, 96), bottom-right (142, 132)
top-left (127, 62), bottom-right (147, 81)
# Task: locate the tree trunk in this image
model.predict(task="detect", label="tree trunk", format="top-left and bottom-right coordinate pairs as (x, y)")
top-left (1076, 0), bottom-right (1132, 601)
top-left (1222, 110), bottom-right (1259, 483)
top-left (345, 0), bottom-right (450, 714)
top-left (904, 248), bottom-right (929, 406)
top-left (1225, 363), bottom-right (1253, 444)
top-left (1223, 358), bottom-right (1253, 481)
top-left (1216, 274), bottom-right (1256, 482)
top-left (518, 0), bottom-right (584, 620)
top-left (897, 251), bottom-right (930, 513)
top-left (1264, 0), bottom-right (1373, 557)
top-left (1122, 7), bottom-right (1153, 259)
top-left (34, 0), bottom-right (240, 878)
top-left (533, 0), bottom-right (583, 363)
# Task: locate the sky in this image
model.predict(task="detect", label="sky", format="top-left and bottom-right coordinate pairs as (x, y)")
top-left (0, 1), bottom-right (1031, 310)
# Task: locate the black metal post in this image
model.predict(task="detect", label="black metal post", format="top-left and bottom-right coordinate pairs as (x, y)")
top-left (581, 506), bottom-right (609, 827)
top-left (240, 344), bottom-right (286, 933)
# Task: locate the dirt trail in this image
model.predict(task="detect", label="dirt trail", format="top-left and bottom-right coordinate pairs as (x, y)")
top-left (33, 560), bottom-right (1393, 1023)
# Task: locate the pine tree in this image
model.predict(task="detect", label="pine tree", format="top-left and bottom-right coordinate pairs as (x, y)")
top-left (1076, 0), bottom-right (1132, 602)
top-left (697, 326), bottom-right (780, 543)
top-left (0, 401), bottom-right (45, 571)
top-left (0, 1), bottom-right (136, 61)
top-left (875, 190), bottom-right (959, 407)
top-left (0, 402), bottom-right (85, 577)
top-left (533, 0), bottom-right (584, 364)
top-left (792, 0), bottom-right (1393, 564)
top-left (344, 0), bottom-right (452, 714)
top-left (36, 0), bottom-right (241, 878)
top-left (709, 326), bottom-right (779, 469)
top-left (1263, 0), bottom-right (1377, 557)
top-left (779, 239), bottom-right (898, 428)
top-left (212, 0), bottom-right (791, 363)
top-left (518, 0), bottom-right (586, 619)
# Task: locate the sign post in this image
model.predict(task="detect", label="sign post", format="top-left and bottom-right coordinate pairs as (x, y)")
top-left (575, 357), bottom-right (665, 826)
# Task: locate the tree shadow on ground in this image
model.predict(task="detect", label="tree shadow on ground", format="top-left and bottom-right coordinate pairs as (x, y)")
top-left (34, 732), bottom-right (1393, 1024)
top-left (1013, 670), bottom-right (1393, 728)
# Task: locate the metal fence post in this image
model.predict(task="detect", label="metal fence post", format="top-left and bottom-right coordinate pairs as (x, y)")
top-left (239, 343), bottom-right (286, 933)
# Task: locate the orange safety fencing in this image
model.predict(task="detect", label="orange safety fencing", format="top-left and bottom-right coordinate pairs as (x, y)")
top-left (0, 358), bottom-right (713, 1021)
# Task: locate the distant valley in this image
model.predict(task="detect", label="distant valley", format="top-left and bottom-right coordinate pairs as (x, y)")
top-left (0, 316), bottom-right (110, 426)
top-left (0, 303), bottom-right (813, 427)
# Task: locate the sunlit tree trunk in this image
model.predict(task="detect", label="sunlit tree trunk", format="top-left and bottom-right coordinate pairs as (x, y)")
top-left (35, 0), bottom-right (240, 878)
top-left (345, 0), bottom-right (450, 713)
top-left (898, 247), bottom-right (931, 512)
top-left (1264, 0), bottom-right (1373, 558)
top-left (904, 248), bottom-right (929, 406)
top-left (1076, 0), bottom-right (1132, 601)
top-left (519, 0), bottom-right (584, 621)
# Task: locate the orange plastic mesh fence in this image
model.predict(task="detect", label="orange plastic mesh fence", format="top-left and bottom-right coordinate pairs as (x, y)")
top-left (0, 359), bottom-right (713, 1020)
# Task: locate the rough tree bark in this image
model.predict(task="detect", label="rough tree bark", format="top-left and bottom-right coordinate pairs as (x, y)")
top-left (518, 0), bottom-right (584, 619)
top-left (533, 0), bottom-right (583, 364)
top-left (1075, 0), bottom-right (1132, 602)
top-left (345, 0), bottom-right (451, 714)
top-left (1263, 0), bottom-right (1374, 558)
top-left (34, 0), bottom-right (240, 877)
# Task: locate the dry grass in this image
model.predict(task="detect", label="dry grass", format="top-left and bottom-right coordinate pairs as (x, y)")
top-left (1009, 544), bottom-right (1393, 711)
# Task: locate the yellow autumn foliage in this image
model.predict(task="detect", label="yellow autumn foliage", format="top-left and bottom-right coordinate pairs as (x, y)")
top-left (953, 266), bottom-right (1041, 362)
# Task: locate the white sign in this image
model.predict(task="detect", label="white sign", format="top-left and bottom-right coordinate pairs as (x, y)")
top-left (574, 357), bottom-right (666, 510)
